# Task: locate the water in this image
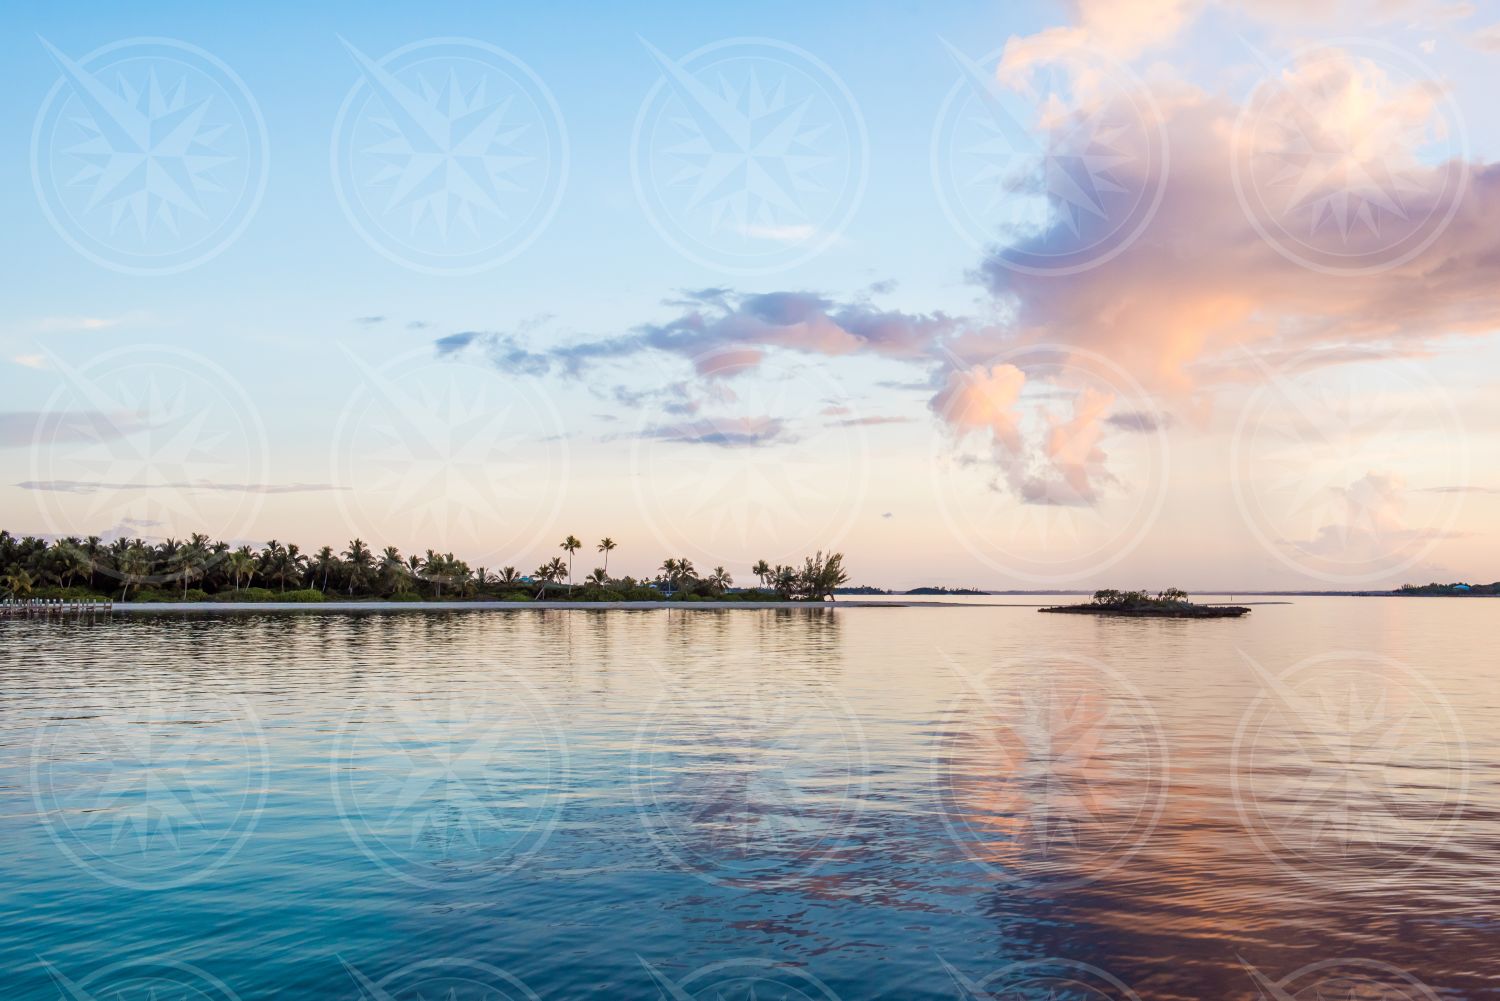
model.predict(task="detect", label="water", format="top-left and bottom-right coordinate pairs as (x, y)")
top-left (2, 599), bottom-right (1497, 1000)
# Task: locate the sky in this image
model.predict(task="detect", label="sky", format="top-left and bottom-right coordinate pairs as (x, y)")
top-left (2, 0), bottom-right (1499, 591)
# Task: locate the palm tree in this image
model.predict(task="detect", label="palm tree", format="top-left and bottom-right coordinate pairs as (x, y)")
top-left (343, 538), bottom-right (374, 596)
top-left (587, 567), bottom-right (609, 587)
top-left (597, 537), bottom-right (616, 576)
top-left (560, 535), bottom-right (581, 593)
top-left (752, 559), bottom-right (771, 590)
top-left (2, 567), bottom-right (34, 598)
top-left (227, 548), bottom-right (255, 594)
top-left (312, 545), bottom-right (337, 593)
top-left (534, 557), bottom-right (567, 599)
top-left (499, 566), bottom-right (519, 585)
top-left (658, 558), bottom-right (678, 594)
top-left (707, 566), bottom-right (733, 595)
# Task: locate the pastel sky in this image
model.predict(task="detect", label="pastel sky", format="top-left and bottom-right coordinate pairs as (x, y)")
top-left (3, 0), bottom-right (1499, 590)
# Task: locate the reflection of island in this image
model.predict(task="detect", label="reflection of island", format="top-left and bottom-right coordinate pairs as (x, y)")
top-left (1041, 589), bottom-right (1250, 619)
top-left (1396, 581), bottom-right (1500, 596)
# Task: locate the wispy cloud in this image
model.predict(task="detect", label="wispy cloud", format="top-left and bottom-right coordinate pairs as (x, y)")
top-left (17, 479), bottom-right (350, 495)
top-left (631, 416), bottom-right (794, 448)
top-left (0, 410), bottom-right (151, 447)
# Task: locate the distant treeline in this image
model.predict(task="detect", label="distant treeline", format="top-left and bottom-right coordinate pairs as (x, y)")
top-left (0, 530), bottom-right (850, 604)
top-left (1395, 581), bottom-right (1500, 596)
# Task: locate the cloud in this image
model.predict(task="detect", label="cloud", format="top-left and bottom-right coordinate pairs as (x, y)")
top-left (1471, 22), bottom-right (1500, 51)
top-left (977, 66), bottom-right (1500, 395)
top-left (633, 416), bottom-right (794, 448)
top-left (830, 415), bottom-right (914, 427)
top-left (11, 354), bottom-right (46, 369)
top-left (0, 410), bottom-right (151, 447)
top-left (1106, 409), bottom-right (1171, 432)
top-left (16, 480), bottom-right (349, 495)
top-left (355, 315), bottom-right (386, 325)
top-left (999, 0), bottom-right (1200, 71)
top-left (406, 320), bottom-right (432, 330)
top-left (34, 315), bottom-right (126, 332)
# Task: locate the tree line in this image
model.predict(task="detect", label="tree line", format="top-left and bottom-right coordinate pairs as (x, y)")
top-left (0, 530), bottom-right (849, 604)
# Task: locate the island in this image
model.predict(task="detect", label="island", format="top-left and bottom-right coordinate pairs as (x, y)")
top-left (1040, 589), bottom-right (1250, 618)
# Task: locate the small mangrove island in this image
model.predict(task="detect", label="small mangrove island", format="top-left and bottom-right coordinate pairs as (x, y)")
top-left (1041, 589), bottom-right (1251, 618)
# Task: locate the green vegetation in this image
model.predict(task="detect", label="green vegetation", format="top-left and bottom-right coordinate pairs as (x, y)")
top-left (0, 530), bottom-right (851, 604)
top-left (1039, 588), bottom-right (1250, 618)
top-left (1396, 581), bottom-right (1500, 596)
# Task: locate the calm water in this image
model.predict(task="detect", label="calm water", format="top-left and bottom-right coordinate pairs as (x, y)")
top-left (2, 599), bottom-right (1497, 1000)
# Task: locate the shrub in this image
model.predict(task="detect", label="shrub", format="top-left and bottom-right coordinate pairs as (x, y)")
top-left (183, 588), bottom-right (210, 602)
top-left (502, 592), bottom-right (532, 602)
top-left (237, 587), bottom-right (279, 602)
top-left (280, 589), bottom-right (325, 603)
top-left (388, 591), bottom-right (423, 602)
top-left (132, 588), bottom-right (173, 603)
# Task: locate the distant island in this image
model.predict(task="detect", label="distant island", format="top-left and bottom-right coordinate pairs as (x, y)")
top-left (1395, 581), bottom-right (1500, 596)
top-left (833, 585), bottom-right (989, 595)
top-left (0, 530), bottom-right (851, 604)
top-left (1041, 589), bottom-right (1250, 619)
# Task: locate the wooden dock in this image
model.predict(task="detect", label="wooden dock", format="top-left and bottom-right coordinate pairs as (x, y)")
top-left (0, 598), bottom-right (114, 619)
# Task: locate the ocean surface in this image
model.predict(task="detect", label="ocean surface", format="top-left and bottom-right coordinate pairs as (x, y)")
top-left (2, 598), bottom-right (1496, 1000)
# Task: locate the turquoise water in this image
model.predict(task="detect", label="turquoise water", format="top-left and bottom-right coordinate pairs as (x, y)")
top-left (2, 600), bottom-right (1497, 999)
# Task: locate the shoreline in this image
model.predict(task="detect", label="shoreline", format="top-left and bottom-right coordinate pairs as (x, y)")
top-left (106, 599), bottom-right (930, 612)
